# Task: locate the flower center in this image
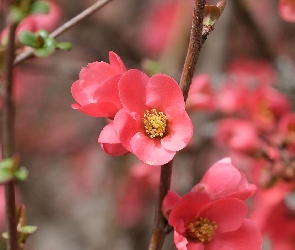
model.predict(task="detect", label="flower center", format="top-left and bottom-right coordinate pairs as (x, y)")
top-left (185, 217), bottom-right (217, 243)
top-left (258, 100), bottom-right (273, 122)
top-left (142, 109), bottom-right (168, 138)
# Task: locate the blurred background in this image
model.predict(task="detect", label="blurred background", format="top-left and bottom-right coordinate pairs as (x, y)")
top-left (1, 0), bottom-right (295, 249)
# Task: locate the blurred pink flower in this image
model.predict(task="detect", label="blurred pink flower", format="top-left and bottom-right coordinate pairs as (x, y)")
top-left (1, 1), bottom-right (61, 45)
top-left (137, 0), bottom-right (179, 58)
top-left (168, 192), bottom-right (262, 250)
top-left (248, 85), bottom-right (291, 131)
top-left (71, 51), bottom-right (126, 118)
top-left (192, 157), bottom-right (257, 201)
top-left (226, 58), bottom-right (277, 86)
top-left (216, 83), bottom-right (249, 114)
top-left (279, 0), bottom-right (295, 22)
top-left (215, 118), bottom-right (260, 153)
top-left (186, 74), bottom-right (215, 111)
top-left (115, 163), bottom-right (160, 228)
top-left (113, 69), bottom-right (193, 165)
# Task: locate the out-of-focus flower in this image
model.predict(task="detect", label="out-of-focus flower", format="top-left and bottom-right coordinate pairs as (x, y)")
top-left (186, 74), bottom-right (215, 111)
top-left (226, 58), bottom-right (277, 86)
top-left (215, 118), bottom-right (260, 153)
top-left (216, 83), bottom-right (249, 114)
top-left (1, 1), bottom-right (61, 45)
top-left (115, 163), bottom-right (160, 228)
top-left (167, 192), bottom-right (262, 250)
top-left (137, 0), bottom-right (179, 58)
top-left (279, 0), bottom-right (295, 22)
top-left (113, 69), bottom-right (193, 165)
top-left (192, 157), bottom-right (257, 201)
top-left (71, 51), bottom-right (126, 118)
top-left (248, 85), bottom-right (291, 131)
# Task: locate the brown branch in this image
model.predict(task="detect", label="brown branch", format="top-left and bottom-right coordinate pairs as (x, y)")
top-left (148, 160), bottom-right (173, 250)
top-left (1, 4), bottom-right (19, 250)
top-left (14, 0), bottom-right (113, 65)
top-left (179, 0), bottom-right (206, 102)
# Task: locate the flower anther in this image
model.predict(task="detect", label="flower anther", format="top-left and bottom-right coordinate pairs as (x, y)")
top-left (143, 109), bottom-right (168, 138)
top-left (185, 217), bottom-right (217, 243)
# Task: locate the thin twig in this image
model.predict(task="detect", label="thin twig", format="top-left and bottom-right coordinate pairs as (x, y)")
top-left (1, 3), bottom-right (19, 250)
top-left (14, 0), bottom-right (113, 65)
top-left (148, 161), bottom-right (173, 250)
top-left (179, 0), bottom-right (206, 102)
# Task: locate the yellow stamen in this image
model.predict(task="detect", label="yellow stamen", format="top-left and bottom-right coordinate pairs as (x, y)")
top-left (142, 109), bottom-right (168, 138)
top-left (185, 217), bottom-right (217, 243)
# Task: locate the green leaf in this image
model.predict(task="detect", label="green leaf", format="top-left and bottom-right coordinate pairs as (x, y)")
top-left (56, 42), bottom-right (72, 51)
top-left (30, 2), bottom-right (50, 14)
top-left (2, 232), bottom-right (8, 239)
top-left (0, 168), bottom-right (14, 184)
top-left (18, 225), bottom-right (38, 235)
top-left (0, 158), bottom-right (14, 169)
top-left (9, 6), bottom-right (25, 23)
top-left (36, 30), bottom-right (49, 39)
top-left (14, 167), bottom-right (29, 181)
top-left (203, 5), bottom-right (221, 26)
top-left (19, 31), bottom-right (38, 48)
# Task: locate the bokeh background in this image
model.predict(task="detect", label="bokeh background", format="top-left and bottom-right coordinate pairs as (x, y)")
top-left (1, 0), bottom-right (295, 249)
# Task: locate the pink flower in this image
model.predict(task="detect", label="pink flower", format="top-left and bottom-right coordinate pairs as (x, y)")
top-left (168, 192), bottom-right (262, 250)
top-left (248, 85), bottom-right (290, 131)
top-left (115, 162), bottom-right (161, 228)
top-left (71, 51), bottom-right (126, 118)
top-left (113, 69), bottom-right (193, 165)
top-left (279, 0), bottom-right (295, 22)
top-left (215, 118), bottom-right (260, 153)
top-left (186, 74), bottom-right (215, 111)
top-left (192, 158), bottom-right (257, 201)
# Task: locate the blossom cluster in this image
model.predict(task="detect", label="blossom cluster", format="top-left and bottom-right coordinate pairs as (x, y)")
top-left (71, 52), bottom-right (193, 165)
top-left (162, 158), bottom-right (262, 250)
top-left (187, 58), bottom-right (295, 249)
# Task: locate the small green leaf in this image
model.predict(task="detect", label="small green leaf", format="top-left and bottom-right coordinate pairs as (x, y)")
top-left (56, 42), bottom-right (72, 51)
top-left (18, 225), bottom-right (38, 235)
top-left (2, 232), bottom-right (8, 239)
top-left (19, 31), bottom-right (38, 48)
top-left (30, 2), bottom-right (50, 14)
top-left (0, 158), bottom-right (14, 169)
top-left (0, 168), bottom-right (14, 184)
top-left (9, 6), bottom-right (25, 23)
top-left (14, 167), bottom-right (29, 181)
top-left (36, 30), bottom-right (49, 39)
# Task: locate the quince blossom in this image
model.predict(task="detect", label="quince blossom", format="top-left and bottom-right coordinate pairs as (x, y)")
top-left (167, 192), bottom-right (262, 250)
top-left (71, 51), bottom-right (126, 118)
top-left (279, 0), bottom-right (295, 22)
top-left (192, 158), bottom-right (257, 201)
top-left (112, 69), bottom-right (193, 165)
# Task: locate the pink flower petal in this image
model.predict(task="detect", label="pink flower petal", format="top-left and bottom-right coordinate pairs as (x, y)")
top-left (207, 219), bottom-right (262, 250)
top-left (200, 198), bottom-right (248, 233)
top-left (174, 231), bottom-right (189, 250)
top-left (113, 109), bottom-right (139, 152)
top-left (162, 191), bottom-right (181, 220)
top-left (74, 102), bottom-right (119, 117)
top-left (109, 51), bottom-right (127, 73)
top-left (130, 132), bottom-right (176, 165)
top-left (169, 192), bottom-right (211, 234)
top-left (98, 123), bottom-right (129, 156)
top-left (71, 80), bottom-right (90, 105)
top-left (161, 106), bottom-right (193, 151)
top-left (146, 74), bottom-right (185, 110)
top-left (196, 162), bottom-right (242, 200)
top-left (119, 69), bottom-right (149, 118)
